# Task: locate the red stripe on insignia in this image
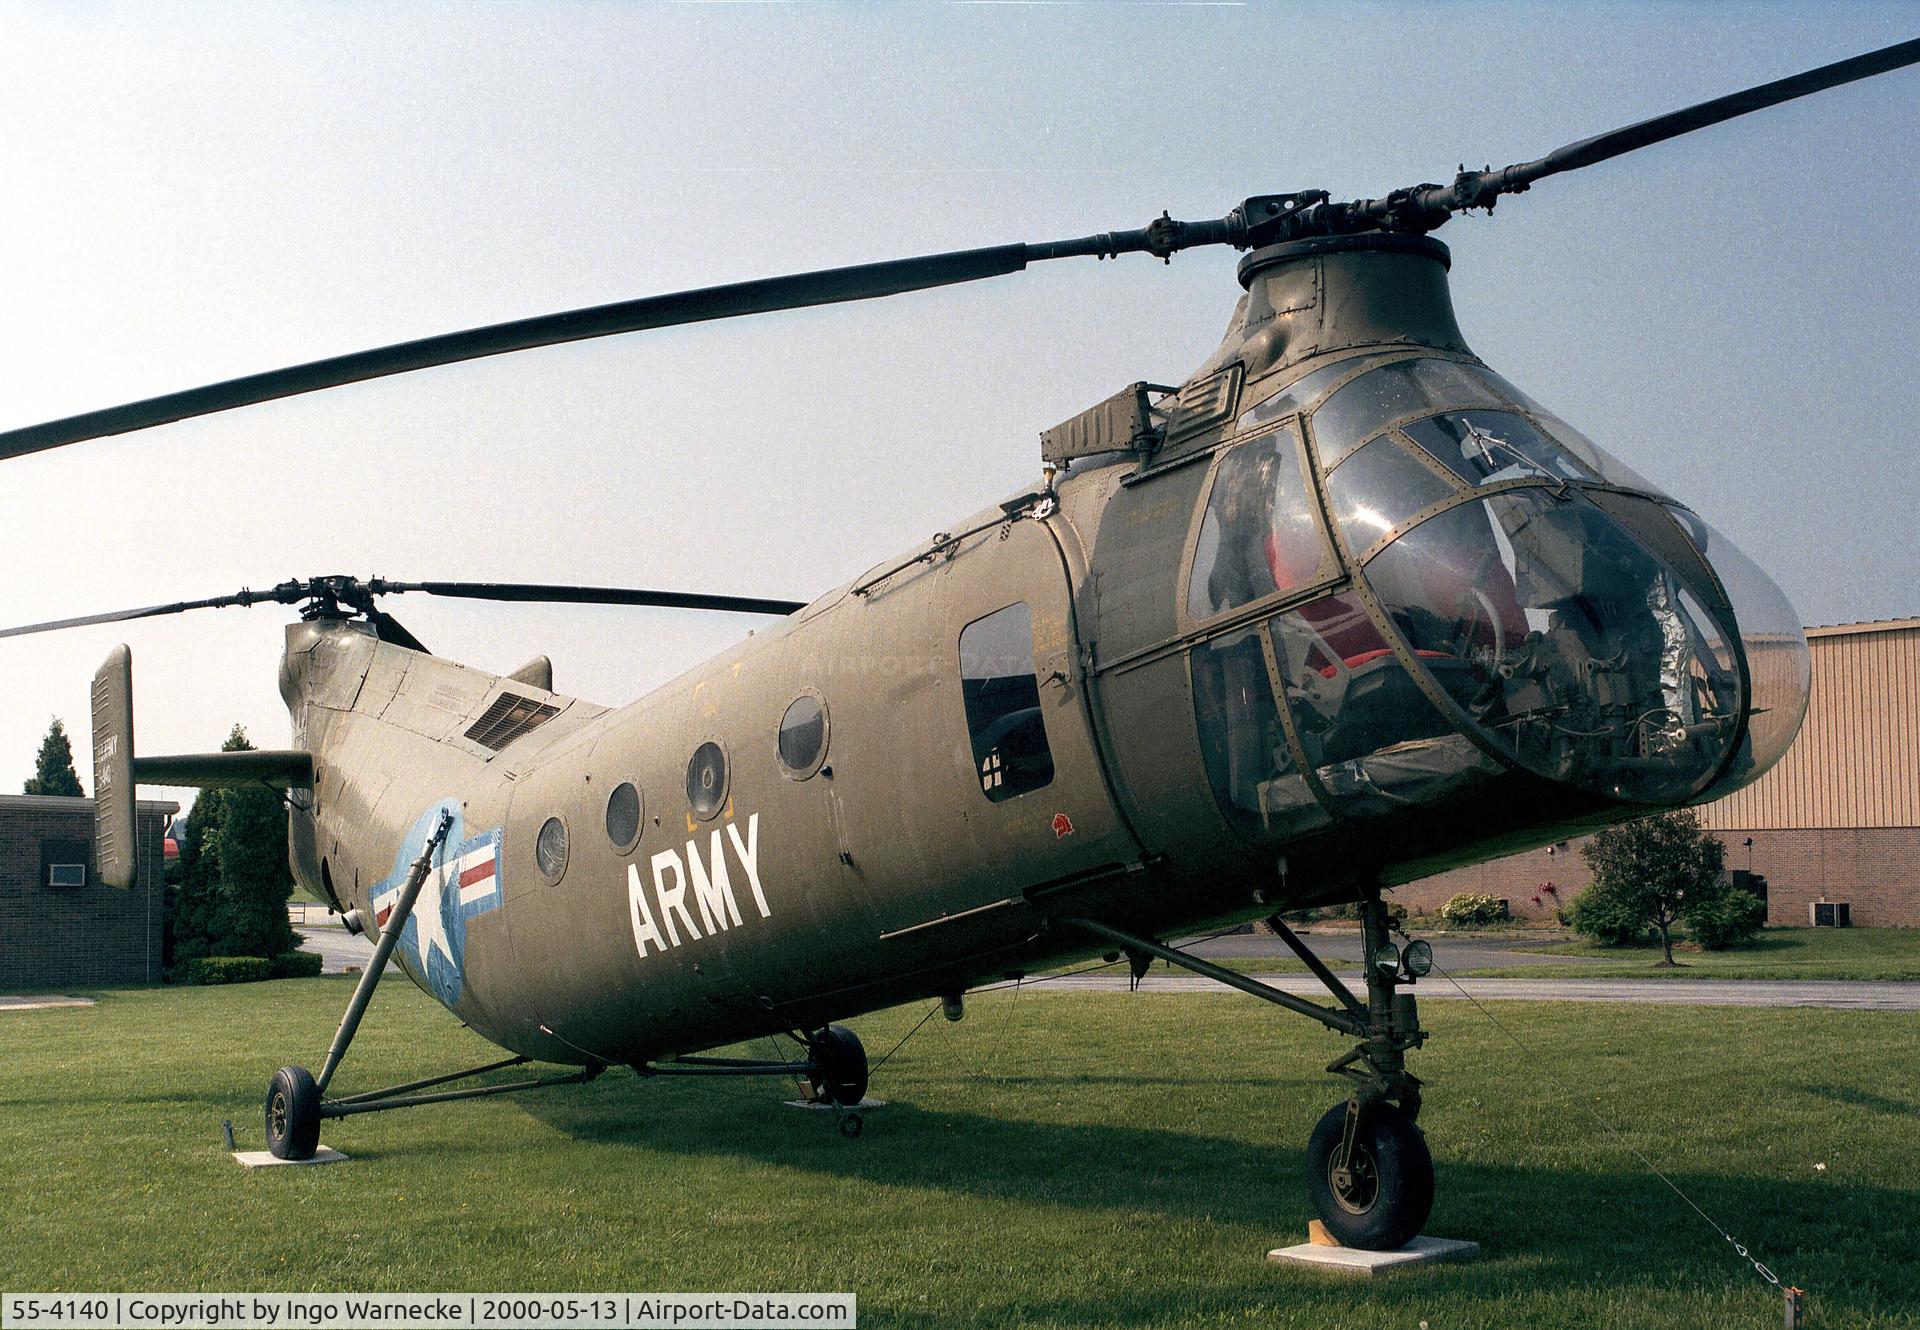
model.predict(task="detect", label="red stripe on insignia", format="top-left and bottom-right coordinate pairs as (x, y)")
top-left (458, 858), bottom-right (496, 889)
top-left (375, 905), bottom-right (392, 926)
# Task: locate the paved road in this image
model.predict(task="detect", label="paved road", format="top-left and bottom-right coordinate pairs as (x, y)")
top-left (1184, 929), bottom-right (1603, 972)
top-left (294, 922), bottom-right (1919, 1010)
top-left (1039, 972), bottom-right (1920, 1010)
top-left (296, 923), bottom-right (394, 976)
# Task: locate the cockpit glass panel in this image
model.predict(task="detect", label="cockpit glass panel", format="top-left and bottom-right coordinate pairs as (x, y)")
top-left (1323, 435), bottom-right (1457, 558)
top-left (1268, 592), bottom-right (1500, 817)
top-left (1458, 365), bottom-right (1668, 496)
top-left (1402, 410), bottom-right (1598, 486)
top-left (1362, 490), bottom-right (1744, 803)
top-left (1663, 508), bottom-right (1812, 794)
top-left (1236, 358), bottom-right (1374, 433)
top-left (1187, 429), bottom-right (1336, 621)
top-left (1191, 629), bottom-right (1328, 843)
top-left (1310, 358), bottom-right (1504, 470)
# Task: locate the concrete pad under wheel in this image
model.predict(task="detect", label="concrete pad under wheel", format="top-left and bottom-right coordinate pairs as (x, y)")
top-left (1268, 1235), bottom-right (1480, 1275)
top-left (233, 1147), bottom-right (350, 1168)
top-left (782, 1097), bottom-right (886, 1112)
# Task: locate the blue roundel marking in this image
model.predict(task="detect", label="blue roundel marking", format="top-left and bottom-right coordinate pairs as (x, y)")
top-left (368, 801), bottom-right (505, 1008)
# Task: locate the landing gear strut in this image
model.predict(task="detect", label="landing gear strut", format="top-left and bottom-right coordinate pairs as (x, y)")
top-left (639, 1024), bottom-right (870, 1137)
top-left (264, 812), bottom-right (601, 1160)
top-left (1068, 895), bottom-right (1434, 1251)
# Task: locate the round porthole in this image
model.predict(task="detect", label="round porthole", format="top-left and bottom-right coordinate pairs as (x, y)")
top-left (687, 741), bottom-right (728, 820)
top-left (777, 693), bottom-right (829, 779)
top-left (605, 781), bottom-right (642, 852)
top-left (535, 816), bottom-right (569, 882)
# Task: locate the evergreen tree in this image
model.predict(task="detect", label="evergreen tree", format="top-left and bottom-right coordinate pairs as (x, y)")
top-left (165, 725), bottom-right (295, 966)
top-left (23, 717), bottom-right (84, 797)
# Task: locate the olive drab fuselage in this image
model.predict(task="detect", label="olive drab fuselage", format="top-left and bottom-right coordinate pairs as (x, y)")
top-left (282, 234), bottom-right (1812, 1068)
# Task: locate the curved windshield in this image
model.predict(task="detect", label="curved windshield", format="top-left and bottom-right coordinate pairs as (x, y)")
top-left (1402, 410), bottom-right (1597, 486)
top-left (1268, 592), bottom-right (1501, 816)
top-left (1362, 490), bottom-right (1744, 804)
top-left (1664, 508), bottom-right (1812, 793)
top-left (1311, 358), bottom-right (1505, 469)
top-left (1323, 435), bottom-right (1457, 559)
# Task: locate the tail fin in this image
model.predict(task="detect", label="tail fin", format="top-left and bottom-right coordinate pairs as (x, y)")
top-left (91, 645), bottom-right (137, 889)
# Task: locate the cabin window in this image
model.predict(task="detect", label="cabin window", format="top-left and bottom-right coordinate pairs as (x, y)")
top-left (605, 781), bottom-right (643, 852)
top-left (777, 694), bottom-right (829, 779)
top-left (958, 603), bottom-right (1054, 803)
top-left (687, 741), bottom-right (729, 820)
top-left (535, 816), bottom-right (569, 882)
top-left (1187, 429), bottom-right (1335, 621)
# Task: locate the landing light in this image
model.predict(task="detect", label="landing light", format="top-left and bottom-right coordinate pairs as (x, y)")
top-left (1371, 942), bottom-right (1401, 974)
top-left (1404, 939), bottom-right (1434, 977)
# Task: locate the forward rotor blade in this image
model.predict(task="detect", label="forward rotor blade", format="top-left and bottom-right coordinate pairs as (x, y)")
top-left (1508, 36), bottom-right (1920, 190)
top-left (1371, 36), bottom-right (1920, 226)
top-left (2, 244), bottom-right (1042, 462)
top-left (384, 580), bottom-right (806, 617)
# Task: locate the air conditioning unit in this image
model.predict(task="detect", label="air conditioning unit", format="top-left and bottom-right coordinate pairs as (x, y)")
top-left (1810, 901), bottom-right (1852, 928)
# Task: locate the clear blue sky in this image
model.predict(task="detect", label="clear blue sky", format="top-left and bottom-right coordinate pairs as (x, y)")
top-left (2, 1), bottom-right (1916, 797)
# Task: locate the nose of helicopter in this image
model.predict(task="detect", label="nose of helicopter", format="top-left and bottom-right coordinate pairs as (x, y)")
top-left (1357, 484), bottom-right (1810, 809)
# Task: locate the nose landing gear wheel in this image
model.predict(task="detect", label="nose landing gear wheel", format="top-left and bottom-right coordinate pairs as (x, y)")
top-left (1305, 1101), bottom-right (1434, 1250)
top-left (804, 1024), bottom-right (869, 1107)
top-left (265, 1065), bottom-right (321, 1160)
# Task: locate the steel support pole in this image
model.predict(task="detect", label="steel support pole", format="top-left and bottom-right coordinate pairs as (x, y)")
top-left (314, 810), bottom-right (453, 1096)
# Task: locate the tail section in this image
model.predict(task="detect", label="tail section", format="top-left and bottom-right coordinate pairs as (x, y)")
top-left (89, 644), bottom-right (315, 890)
top-left (90, 646), bottom-right (137, 889)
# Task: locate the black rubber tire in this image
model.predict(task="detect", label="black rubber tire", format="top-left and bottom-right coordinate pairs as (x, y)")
top-left (266, 1065), bottom-right (321, 1160)
top-left (838, 1111), bottom-right (865, 1139)
top-left (806, 1024), bottom-right (869, 1106)
top-left (1305, 1101), bottom-right (1434, 1250)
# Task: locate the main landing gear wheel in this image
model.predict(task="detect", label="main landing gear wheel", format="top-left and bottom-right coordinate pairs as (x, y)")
top-left (805, 1024), bottom-right (869, 1106)
top-left (1305, 1100), bottom-right (1434, 1250)
top-left (266, 1065), bottom-right (321, 1160)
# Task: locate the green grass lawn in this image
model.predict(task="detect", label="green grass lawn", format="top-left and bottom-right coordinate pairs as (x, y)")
top-left (1453, 927), bottom-right (1920, 981)
top-left (3, 979), bottom-right (1917, 1328)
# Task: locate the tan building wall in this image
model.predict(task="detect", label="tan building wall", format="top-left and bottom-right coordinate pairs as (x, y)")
top-left (1394, 619), bottom-right (1920, 928)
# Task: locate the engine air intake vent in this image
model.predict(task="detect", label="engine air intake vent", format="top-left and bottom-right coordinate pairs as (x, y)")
top-left (466, 692), bottom-right (561, 751)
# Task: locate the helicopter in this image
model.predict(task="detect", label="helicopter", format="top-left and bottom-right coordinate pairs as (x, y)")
top-left (4, 36), bottom-right (1915, 1253)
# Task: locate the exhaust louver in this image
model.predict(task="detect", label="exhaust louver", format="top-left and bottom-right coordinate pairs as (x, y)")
top-left (465, 692), bottom-right (561, 751)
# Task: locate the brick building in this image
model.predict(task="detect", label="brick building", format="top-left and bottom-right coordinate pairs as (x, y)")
top-left (0, 794), bottom-right (176, 988)
top-left (1397, 618), bottom-right (1920, 928)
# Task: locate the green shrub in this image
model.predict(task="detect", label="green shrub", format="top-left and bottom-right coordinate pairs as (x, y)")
top-left (1439, 892), bottom-right (1504, 928)
top-left (1567, 881), bottom-right (1650, 945)
top-left (1684, 888), bottom-right (1767, 950)
top-left (181, 956), bottom-right (270, 986)
top-left (268, 950), bottom-right (324, 979)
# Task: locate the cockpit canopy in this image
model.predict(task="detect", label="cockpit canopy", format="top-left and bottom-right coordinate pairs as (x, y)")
top-left (1187, 354), bottom-right (1810, 842)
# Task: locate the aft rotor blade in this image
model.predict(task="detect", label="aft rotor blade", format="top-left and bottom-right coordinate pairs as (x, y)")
top-left (384, 580), bottom-right (806, 617)
top-left (0, 592), bottom-right (257, 640)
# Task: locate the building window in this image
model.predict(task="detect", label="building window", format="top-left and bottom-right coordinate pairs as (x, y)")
top-left (43, 839), bottom-right (89, 888)
top-left (959, 603), bottom-right (1054, 803)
